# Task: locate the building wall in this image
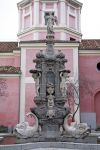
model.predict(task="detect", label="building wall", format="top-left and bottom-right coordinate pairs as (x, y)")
top-left (79, 54), bottom-right (100, 127)
top-left (0, 55), bottom-right (20, 67)
top-left (0, 52), bottom-right (20, 126)
top-left (0, 77), bottom-right (20, 126)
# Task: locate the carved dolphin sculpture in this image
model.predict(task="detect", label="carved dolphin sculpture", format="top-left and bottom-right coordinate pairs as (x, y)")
top-left (63, 113), bottom-right (90, 138)
top-left (14, 112), bottom-right (38, 138)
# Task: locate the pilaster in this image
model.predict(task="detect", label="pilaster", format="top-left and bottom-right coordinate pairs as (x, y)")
top-left (30, 3), bottom-right (33, 27)
top-left (67, 4), bottom-right (69, 28)
top-left (73, 47), bottom-right (80, 123)
top-left (22, 9), bottom-right (24, 31)
top-left (42, 3), bottom-right (46, 25)
top-left (19, 48), bottom-right (26, 123)
top-left (34, 0), bottom-right (40, 26)
top-left (54, 3), bottom-right (58, 17)
top-left (59, 0), bottom-right (66, 26)
top-left (75, 9), bottom-right (77, 30)
top-left (18, 7), bottom-right (22, 32)
top-left (78, 8), bottom-right (81, 33)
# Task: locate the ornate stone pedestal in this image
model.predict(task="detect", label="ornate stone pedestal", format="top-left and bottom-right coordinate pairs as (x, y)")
top-left (29, 33), bottom-right (70, 141)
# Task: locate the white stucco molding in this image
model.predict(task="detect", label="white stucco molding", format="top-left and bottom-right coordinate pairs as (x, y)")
top-left (34, 0), bottom-right (40, 26)
top-left (18, 26), bottom-right (82, 39)
top-left (67, 0), bottom-right (83, 7)
top-left (73, 47), bottom-right (80, 123)
top-left (0, 74), bottom-right (21, 77)
top-left (42, 3), bottom-right (45, 25)
top-left (17, 0), bottom-right (33, 8)
top-left (19, 41), bottom-right (79, 50)
top-left (54, 3), bottom-right (58, 17)
top-left (59, 0), bottom-right (66, 26)
top-left (0, 51), bottom-right (20, 57)
top-left (79, 49), bottom-right (100, 55)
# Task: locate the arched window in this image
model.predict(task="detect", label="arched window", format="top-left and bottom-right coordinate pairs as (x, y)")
top-left (97, 62), bottom-right (100, 71)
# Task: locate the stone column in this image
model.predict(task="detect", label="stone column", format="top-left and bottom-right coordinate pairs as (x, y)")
top-left (59, 0), bottom-right (66, 26)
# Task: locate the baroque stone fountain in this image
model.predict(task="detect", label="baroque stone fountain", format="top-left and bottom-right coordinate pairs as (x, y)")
top-left (14, 13), bottom-right (90, 142)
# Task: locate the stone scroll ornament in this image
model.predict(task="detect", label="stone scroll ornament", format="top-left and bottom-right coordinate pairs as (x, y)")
top-left (14, 112), bottom-right (39, 138)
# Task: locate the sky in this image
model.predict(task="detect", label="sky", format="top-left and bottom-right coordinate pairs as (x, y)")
top-left (0, 0), bottom-right (100, 41)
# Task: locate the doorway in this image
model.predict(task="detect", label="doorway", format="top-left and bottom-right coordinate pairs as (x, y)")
top-left (94, 91), bottom-right (100, 125)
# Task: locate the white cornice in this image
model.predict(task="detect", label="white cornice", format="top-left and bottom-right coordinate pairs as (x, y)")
top-left (17, 0), bottom-right (33, 8)
top-left (13, 50), bottom-right (20, 55)
top-left (18, 26), bottom-right (82, 35)
top-left (19, 41), bottom-right (79, 49)
top-left (67, 0), bottom-right (83, 7)
top-left (0, 74), bottom-right (21, 77)
top-left (0, 51), bottom-right (20, 57)
top-left (79, 49), bottom-right (100, 55)
top-left (18, 26), bottom-right (82, 40)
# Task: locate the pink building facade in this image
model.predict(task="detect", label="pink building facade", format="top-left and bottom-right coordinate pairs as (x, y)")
top-left (0, 0), bottom-right (100, 130)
